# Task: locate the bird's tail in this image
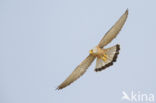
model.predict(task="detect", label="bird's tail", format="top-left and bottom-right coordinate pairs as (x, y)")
top-left (95, 44), bottom-right (120, 72)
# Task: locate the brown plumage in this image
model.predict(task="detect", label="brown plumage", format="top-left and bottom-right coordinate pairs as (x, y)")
top-left (57, 9), bottom-right (128, 90)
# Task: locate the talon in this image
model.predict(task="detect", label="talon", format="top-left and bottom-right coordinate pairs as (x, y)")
top-left (104, 54), bottom-right (108, 58)
top-left (102, 54), bottom-right (107, 62)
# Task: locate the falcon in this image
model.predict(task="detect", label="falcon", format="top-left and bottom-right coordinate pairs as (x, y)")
top-left (57, 9), bottom-right (128, 90)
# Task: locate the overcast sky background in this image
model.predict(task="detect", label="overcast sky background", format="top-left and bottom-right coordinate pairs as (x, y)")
top-left (0, 0), bottom-right (156, 103)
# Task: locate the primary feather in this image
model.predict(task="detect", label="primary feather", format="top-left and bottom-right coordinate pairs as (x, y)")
top-left (98, 9), bottom-right (128, 48)
top-left (57, 55), bottom-right (95, 89)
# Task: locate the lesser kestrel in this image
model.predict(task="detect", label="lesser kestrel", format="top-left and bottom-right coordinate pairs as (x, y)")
top-left (57, 9), bottom-right (128, 90)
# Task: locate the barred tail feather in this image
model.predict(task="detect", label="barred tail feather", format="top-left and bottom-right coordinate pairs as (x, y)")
top-left (95, 44), bottom-right (120, 72)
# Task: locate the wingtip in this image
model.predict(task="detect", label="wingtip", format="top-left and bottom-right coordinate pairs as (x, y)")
top-left (56, 84), bottom-right (67, 90)
top-left (56, 86), bottom-right (63, 90)
top-left (55, 86), bottom-right (59, 90)
top-left (56, 87), bottom-right (59, 90)
top-left (125, 8), bottom-right (129, 14)
top-left (56, 87), bottom-right (63, 91)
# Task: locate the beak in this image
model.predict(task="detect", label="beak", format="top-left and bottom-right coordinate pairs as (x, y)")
top-left (89, 50), bottom-right (93, 54)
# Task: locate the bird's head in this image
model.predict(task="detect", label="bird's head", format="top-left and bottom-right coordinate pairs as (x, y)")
top-left (89, 47), bottom-right (98, 55)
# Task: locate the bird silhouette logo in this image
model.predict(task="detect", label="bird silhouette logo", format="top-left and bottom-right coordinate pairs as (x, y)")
top-left (122, 91), bottom-right (130, 101)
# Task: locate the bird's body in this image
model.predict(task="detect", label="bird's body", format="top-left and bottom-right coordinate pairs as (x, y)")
top-left (90, 46), bottom-right (104, 56)
top-left (89, 46), bottom-right (108, 62)
top-left (57, 9), bottom-right (128, 90)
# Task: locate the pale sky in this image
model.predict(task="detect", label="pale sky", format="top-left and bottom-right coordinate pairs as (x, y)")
top-left (0, 0), bottom-right (156, 103)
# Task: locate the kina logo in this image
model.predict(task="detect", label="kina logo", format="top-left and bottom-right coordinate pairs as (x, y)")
top-left (121, 90), bottom-right (155, 102)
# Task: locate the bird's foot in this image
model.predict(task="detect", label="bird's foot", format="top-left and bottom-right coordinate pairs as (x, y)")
top-left (101, 54), bottom-right (108, 62)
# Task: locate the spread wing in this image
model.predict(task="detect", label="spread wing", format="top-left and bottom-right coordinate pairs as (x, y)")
top-left (98, 9), bottom-right (128, 48)
top-left (57, 54), bottom-right (95, 90)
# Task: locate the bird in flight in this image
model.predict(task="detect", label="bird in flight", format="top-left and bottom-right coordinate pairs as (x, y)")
top-left (57, 9), bottom-right (128, 90)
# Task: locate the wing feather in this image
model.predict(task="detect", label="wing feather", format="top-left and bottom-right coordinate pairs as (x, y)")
top-left (95, 44), bottom-right (120, 71)
top-left (57, 54), bottom-right (95, 90)
top-left (98, 9), bottom-right (128, 48)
